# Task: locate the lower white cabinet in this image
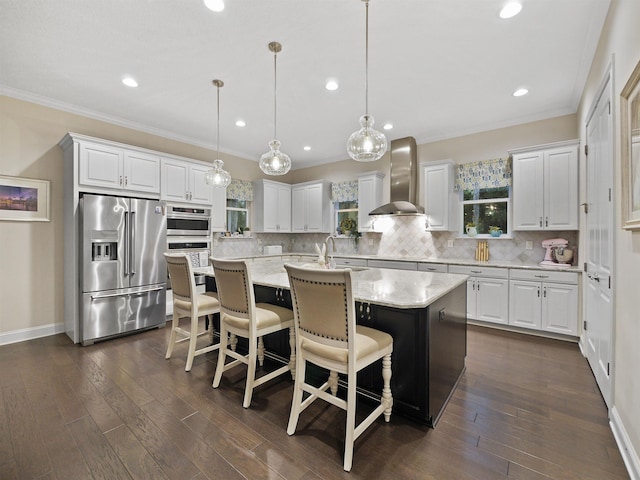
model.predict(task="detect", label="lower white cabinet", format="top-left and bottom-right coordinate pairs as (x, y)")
top-left (509, 270), bottom-right (578, 335)
top-left (367, 259), bottom-right (418, 270)
top-left (417, 263), bottom-right (448, 273)
top-left (449, 265), bottom-right (509, 325)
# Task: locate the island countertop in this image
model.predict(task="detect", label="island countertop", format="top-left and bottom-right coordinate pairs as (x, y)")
top-left (205, 260), bottom-right (468, 310)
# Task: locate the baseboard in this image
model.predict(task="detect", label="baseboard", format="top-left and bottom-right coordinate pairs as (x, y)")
top-left (611, 406), bottom-right (640, 480)
top-left (0, 323), bottom-right (65, 346)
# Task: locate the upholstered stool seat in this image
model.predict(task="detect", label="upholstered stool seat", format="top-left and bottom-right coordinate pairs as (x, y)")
top-left (165, 253), bottom-right (220, 372)
top-left (210, 257), bottom-right (295, 408)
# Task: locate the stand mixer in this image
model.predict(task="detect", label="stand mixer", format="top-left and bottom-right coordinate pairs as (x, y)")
top-left (540, 238), bottom-right (573, 268)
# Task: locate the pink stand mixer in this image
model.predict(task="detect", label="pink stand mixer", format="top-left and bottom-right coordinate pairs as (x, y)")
top-left (540, 238), bottom-right (574, 268)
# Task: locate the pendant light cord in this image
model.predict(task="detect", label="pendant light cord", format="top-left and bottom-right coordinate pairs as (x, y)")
top-left (216, 83), bottom-right (221, 160)
top-left (273, 49), bottom-right (278, 140)
top-left (365, 0), bottom-right (369, 117)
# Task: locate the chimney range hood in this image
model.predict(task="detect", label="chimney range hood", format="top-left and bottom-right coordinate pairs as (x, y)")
top-left (369, 136), bottom-right (425, 215)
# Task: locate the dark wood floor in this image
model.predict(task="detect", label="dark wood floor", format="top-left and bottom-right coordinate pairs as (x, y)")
top-left (0, 323), bottom-right (629, 480)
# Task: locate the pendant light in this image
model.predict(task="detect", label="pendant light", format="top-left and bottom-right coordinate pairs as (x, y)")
top-left (205, 79), bottom-right (232, 188)
top-left (260, 41), bottom-right (291, 175)
top-left (346, 0), bottom-right (388, 162)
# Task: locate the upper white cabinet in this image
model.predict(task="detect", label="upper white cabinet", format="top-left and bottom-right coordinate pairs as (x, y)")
top-left (210, 185), bottom-right (227, 232)
top-left (160, 158), bottom-right (212, 205)
top-left (357, 172), bottom-right (385, 232)
top-left (420, 160), bottom-right (458, 231)
top-left (291, 181), bottom-right (331, 233)
top-left (511, 141), bottom-right (579, 230)
top-left (253, 179), bottom-right (292, 232)
top-left (79, 140), bottom-right (160, 194)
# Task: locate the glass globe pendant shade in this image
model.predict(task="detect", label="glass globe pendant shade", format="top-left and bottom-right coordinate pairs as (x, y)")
top-left (259, 139), bottom-right (291, 175)
top-left (205, 159), bottom-right (231, 187)
top-left (346, 115), bottom-right (388, 162)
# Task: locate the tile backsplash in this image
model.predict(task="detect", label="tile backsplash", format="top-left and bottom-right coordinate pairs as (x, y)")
top-left (210, 216), bottom-right (578, 265)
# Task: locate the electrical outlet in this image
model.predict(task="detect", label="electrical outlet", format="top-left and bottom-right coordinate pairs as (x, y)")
top-left (525, 241), bottom-right (533, 250)
top-left (447, 240), bottom-right (454, 248)
top-left (368, 239), bottom-right (373, 246)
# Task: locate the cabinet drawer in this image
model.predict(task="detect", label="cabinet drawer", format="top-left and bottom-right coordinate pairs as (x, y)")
top-left (448, 265), bottom-right (509, 278)
top-left (335, 257), bottom-right (368, 267)
top-left (509, 269), bottom-right (578, 284)
top-left (417, 263), bottom-right (448, 273)
top-left (367, 259), bottom-right (418, 270)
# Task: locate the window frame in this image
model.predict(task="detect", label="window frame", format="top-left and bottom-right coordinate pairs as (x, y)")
top-left (226, 199), bottom-right (250, 233)
top-left (460, 186), bottom-right (512, 238)
top-left (334, 200), bottom-right (359, 236)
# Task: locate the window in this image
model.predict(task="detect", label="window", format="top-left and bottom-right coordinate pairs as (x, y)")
top-left (335, 200), bottom-right (358, 235)
top-left (226, 199), bottom-right (249, 233)
top-left (461, 186), bottom-right (510, 235)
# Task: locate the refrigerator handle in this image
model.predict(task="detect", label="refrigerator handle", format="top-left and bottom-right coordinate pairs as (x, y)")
top-left (130, 211), bottom-right (136, 275)
top-left (124, 211), bottom-right (129, 275)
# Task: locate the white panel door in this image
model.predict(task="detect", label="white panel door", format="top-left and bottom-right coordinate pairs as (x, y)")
top-left (291, 186), bottom-right (307, 232)
top-left (189, 164), bottom-right (213, 205)
top-left (542, 283), bottom-right (577, 335)
top-left (584, 73), bottom-right (614, 407)
top-left (466, 279), bottom-right (477, 320)
top-left (304, 184), bottom-right (324, 232)
top-left (424, 164), bottom-right (448, 230)
top-left (161, 160), bottom-right (189, 203)
top-left (210, 185), bottom-right (227, 232)
top-left (544, 147), bottom-right (578, 229)
top-left (277, 184), bottom-right (292, 232)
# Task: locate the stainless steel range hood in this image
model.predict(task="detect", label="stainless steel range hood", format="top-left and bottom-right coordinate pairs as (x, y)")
top-left (369, 136), bottom-right (425, 215)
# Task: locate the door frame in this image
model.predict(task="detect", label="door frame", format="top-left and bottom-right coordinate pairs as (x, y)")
top-left (581, 59), bottom-right (616, 409)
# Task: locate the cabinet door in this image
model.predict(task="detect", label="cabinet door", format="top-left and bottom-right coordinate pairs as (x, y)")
top-left (509, 280), bottom-right (542, 329)
top-left (123, 151), bottom-right (160, 193)
top-left (544, 147), bottom-right (578, 230)
top-left (210, 185), bottom-right (227, 232)
top-left (358, 173), bottom-right (383, 232)
top-left (189, 164), bottom-right (213, 205)
top-left (161, 160), bottom-right (189, 203)
top-left (512, 152), bottom-right (544, 230)
top-left (476, 278), bottom-right (509, 324)
top-left (466, 279), bottom-right (477, 320)
top-left (291, 186), bottom-right (307, 232)
top-left (262, 182), bottom-right (280, 232)
top-left (277, 184), bottom-right (292, 232)
top-left (79, 142), bottom-right (123, 189)
top-left (423, 163), bottom-right (449, 230)
top-left (304, 184), bottom-right (324, 232)
top-left (542, 283), bottom-right (577, 335)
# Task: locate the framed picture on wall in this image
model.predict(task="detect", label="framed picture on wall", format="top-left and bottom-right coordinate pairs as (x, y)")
top-left (0, 175), bottom-right (51, 222)
top-left (621, 59), bottom-right (640, 230)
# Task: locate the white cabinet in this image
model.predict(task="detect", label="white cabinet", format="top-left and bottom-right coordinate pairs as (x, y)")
top-left (253, 180), bottom-right (291, 232)
top-left (511, 141), bottom-right (579, 230)
top-left (357, 172), bottom-right (385, 232)
top-left (509, 269), bottom-right (578, 335)
top-left (160, 158), bottom-right (212, 205)
top-left (449, 265), bottom-right (509, 325)
top-left (79, 141), bottom-right (160, 194)
top-left (210, 185), bottom-right (227, 232)
top-left (420, 160), bottom-right (458, 231)
top-left (368, 259), bottom-right (418, 270)
top-left (291, 181), bottom-right (331, 233)
top-left (417, 262), bottom-right (448, 273)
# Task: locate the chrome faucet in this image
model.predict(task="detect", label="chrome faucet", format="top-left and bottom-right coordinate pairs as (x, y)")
top-left (324, 235), bottom-right (336, 267)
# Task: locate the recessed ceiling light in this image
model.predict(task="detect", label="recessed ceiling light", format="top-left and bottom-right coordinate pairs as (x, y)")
top-left (235, 120), bottom-right (246, 127)
top-left (204, 0), bottom-right (224, 12)
top-left (303, 146), bottom-right (311, 151)
top-left (500, 2), bottom-right (522, 19)
top-left (325, 80), bottom-right (339, 91)
top-left (383, 123), bottom-right (393, 130)
top-left (122, 77), bottom-right (138, 88)
top-left (513, 88), bottom-right (529, 97)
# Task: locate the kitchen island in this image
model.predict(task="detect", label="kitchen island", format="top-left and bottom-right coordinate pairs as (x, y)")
top-left (206, 260), bottom-right (468, 426)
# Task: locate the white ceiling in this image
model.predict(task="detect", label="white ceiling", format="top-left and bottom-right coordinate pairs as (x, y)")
top-left (0, 0), bottom-right (611, 169)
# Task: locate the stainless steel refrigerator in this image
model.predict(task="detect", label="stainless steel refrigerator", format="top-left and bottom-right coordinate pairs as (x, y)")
top-left (80, 194), bottom-right (167, 345)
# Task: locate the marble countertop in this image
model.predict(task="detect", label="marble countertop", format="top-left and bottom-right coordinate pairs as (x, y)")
top-left (206, 260), bottom-right (468, 310)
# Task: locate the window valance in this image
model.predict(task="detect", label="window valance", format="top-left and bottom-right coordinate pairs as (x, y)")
top-left (455, 157), bottom-right (512, 191)
top-left (331, 180), bottom-right (358, 202)
top-left (226, 179), bottom-right (254, 201)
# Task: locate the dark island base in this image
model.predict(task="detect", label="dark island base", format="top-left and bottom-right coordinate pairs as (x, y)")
top-left (206, 277), bottom-right (467, 426)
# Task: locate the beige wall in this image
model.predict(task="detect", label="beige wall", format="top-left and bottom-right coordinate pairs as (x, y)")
top-left (0, 96), bottom-right (261, 336)
top-left (576, 0), bottom-right (640, 466)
